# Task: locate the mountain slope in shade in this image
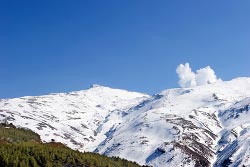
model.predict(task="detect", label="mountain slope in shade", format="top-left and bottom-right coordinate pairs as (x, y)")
top-left (0, 78), bottom-right (250, 167)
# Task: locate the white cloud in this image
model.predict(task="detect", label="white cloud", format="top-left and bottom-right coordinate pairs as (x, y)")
top-left (195, 66), bottom-right (219, 86)
top-left (176, 63), bottom-right (221, 88)
top-left (176, 63), bottom-right (196, 88)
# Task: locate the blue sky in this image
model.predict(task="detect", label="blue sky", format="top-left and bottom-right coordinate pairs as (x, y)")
top-left (1, 1), bottom-right (250, 98)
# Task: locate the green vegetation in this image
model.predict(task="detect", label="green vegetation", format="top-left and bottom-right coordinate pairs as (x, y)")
top-left (0, 123), bottom-right (41, 143)
top-left (0, 123), bottom-right (146, 167)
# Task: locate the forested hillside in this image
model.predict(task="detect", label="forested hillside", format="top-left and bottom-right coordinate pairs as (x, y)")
top-left (0, 123), bottom-right (146, 167)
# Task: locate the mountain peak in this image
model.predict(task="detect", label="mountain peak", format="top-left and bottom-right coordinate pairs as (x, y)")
top-left (89, 84), bottom-right (104, 88)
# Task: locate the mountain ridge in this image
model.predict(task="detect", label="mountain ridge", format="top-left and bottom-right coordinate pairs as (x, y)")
top-left (0, 77), bottom-right (250, 167)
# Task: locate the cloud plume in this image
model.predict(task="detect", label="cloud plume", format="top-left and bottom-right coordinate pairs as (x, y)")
top-left (176, 63), bottom-right (221, 88)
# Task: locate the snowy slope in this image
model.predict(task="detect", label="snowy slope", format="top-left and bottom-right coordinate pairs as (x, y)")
top-left (0, 78), bottom-right (250, 167)
top-left (215, 97), bottom-right (250, 167)
top-left (0, 85), bottom-right (149, 151)
top-left (95, 78), bottom-right (250, 167)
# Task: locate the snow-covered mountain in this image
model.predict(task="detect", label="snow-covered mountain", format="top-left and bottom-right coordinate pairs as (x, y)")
top-left (1, 78), bottom-right (250, 167)
top-left (0, 85), bottom-right (149, 151)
